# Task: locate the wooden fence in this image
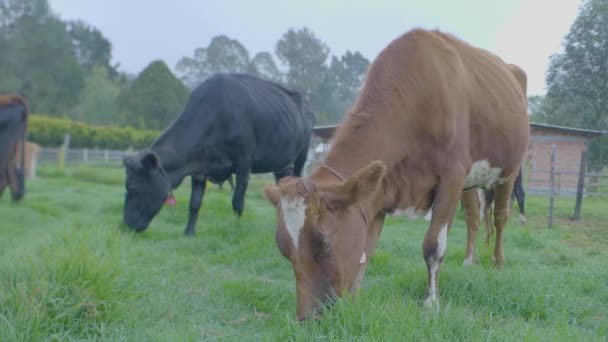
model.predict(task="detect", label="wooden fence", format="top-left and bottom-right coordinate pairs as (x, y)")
top-left (37, 147), bottom-right (133, 167)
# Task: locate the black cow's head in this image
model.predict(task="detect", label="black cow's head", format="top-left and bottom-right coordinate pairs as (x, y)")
top-left (122, 150), bottom-right (171, 231)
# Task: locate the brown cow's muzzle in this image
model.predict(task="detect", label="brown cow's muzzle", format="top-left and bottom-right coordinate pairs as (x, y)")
top-left (295, 274), bottom-right (337, 321)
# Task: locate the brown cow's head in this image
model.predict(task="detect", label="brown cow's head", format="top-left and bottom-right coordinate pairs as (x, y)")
top-left (264, 161), bottom-right (385, 320)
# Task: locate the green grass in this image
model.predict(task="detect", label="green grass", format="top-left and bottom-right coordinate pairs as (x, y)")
top-left (1, 165), bottom-right (607, 341)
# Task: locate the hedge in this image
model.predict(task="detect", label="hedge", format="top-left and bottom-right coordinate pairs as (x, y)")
top-left (28, 115), bottom-right (160, 150)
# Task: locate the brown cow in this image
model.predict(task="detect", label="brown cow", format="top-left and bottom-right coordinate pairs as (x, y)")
top-left (0, 94), bottom-right (29, 201)
top-left (264, 29), bottom-right (529, 320)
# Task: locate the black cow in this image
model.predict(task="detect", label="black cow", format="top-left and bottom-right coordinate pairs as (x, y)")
top-left (123, 73), bottom-right (315, 235)
top-left (0, 94), bottom-right (28, 202)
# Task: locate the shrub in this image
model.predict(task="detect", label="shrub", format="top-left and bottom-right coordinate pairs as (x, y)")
top-left (28, 115), bottom-right (160, 149)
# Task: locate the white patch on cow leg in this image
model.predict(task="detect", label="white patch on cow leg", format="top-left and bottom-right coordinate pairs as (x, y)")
top-left (436, 224), bottom-right (448, 258)
top-left (519, 213), bottom-right (526, 225)
top-left (465, 160), bottom-right (503, 189)
top-left (280, 196), bottom-right (306, 249)
top-left (360, 251), bottom-right (367, 264)
top-left (462, 241), bottom-right (475, 266)
top-left (423, 224), bottom-right (448, 307)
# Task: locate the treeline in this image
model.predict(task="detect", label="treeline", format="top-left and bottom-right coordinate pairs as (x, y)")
top-left (528, 0), bottom-right (608, 166)
top-left (0, 0), bottom-right (369, 131)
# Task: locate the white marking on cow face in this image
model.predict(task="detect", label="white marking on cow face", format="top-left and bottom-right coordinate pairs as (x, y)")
top-left (280, 196), bottom-right (306, 250)
top-left (360, 251), bottom-right (367, 264)
top-left (464, 160), bottom-right (503, 189)
top-left (394, 206), bottom-right (429, 220)
top-left (423, 224), bottom-right (448, 307)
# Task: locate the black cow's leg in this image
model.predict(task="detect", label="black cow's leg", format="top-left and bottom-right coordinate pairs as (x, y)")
top-left (228, 175), bottom-right (235, 192)
top-left (184, 174), bottom-right (207, 236)
top-left (513, 174), bottom-right (526, 224)
top-left (232, 162), bottom-right (250, 216)
top-left (293, 145), bottom-right (309, 177)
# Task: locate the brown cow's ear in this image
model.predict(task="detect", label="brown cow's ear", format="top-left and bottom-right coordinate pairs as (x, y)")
top-left (263, 184), bottom-right (281, 207)
top-left (325, 161), bottom-right (385, 211)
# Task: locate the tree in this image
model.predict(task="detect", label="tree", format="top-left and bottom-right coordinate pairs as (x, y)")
top-left (71, 65), bottom-right (121, 125)
top-left (248, 52), bottom-right (282, 83)
top-left (0, 0), bottom-right (84, 114)
top-left (176, 35), bottom-right (250, 88)
top-left (67, 20), bottom-right (118, 78)
top-left (326, 51), bottom-right (369, 122)
top-left (543, 0), bottom-right (608, 165)
top-left (275, 27), bottom-right (330, 105)
top-left (119, 60), bottom-right (189, 130)
top-left (527, 95), bottom-right (545, 122)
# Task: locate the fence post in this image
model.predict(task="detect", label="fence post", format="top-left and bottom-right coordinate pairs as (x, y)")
top-left (58, 134), bottom-right (71, 170)
top-left (548, 144), bottom-right (556, 229)
top-left (104, 149), bottom-right (109, 162)
top-left (83, 148), bottom-right (88, 163)
top-left (573, 150), bottom-right (588, 221)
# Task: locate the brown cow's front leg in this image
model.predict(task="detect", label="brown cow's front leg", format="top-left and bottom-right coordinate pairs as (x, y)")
top-left (6, 164), bottom-right (24, 201)
top-left (0, 169), bottom-right (7, 198)
top-left (350, 213), bottom-right (386, 294)
top-left (422, 173), bottom-right (465, 307)
top-left (491, 176), bottom-right (516, 266)
top-left (461, 189), bottom-right (480, 266)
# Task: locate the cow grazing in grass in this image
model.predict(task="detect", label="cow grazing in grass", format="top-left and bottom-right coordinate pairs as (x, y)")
top-left (264, 29), bottom-right (529, 320)
top-left (123, 73), bottom-right (315, 235)
top-left (0, 94), bottom-right (28, 202)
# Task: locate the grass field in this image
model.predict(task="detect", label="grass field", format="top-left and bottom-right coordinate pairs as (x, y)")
top-left (1, 165), bottom-right (607, 341)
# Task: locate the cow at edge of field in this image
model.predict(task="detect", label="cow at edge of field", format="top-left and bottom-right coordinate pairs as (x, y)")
top-left (0, 94), bottom-right (28, 202)
top-left (122, 73), bottom-right (315, 235)
top-left (264, 29), bottom-right (529, 320)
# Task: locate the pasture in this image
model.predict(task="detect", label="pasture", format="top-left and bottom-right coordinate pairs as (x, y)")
top-left (1, 166), bottom-right (607, 341)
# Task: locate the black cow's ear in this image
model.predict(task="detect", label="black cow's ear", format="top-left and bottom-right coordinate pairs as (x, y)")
top-left (123, 155), bottom-right (140, 170)
top-left (141, 150), bottom-right (161, 170)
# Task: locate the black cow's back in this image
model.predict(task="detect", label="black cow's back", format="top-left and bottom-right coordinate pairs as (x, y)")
top-left (155, 73), bottom-right (314, 175)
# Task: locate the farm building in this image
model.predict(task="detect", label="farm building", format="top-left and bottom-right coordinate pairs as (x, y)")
top-left (527, 123), bottom-right (604, 196)
top-left (308, 123), bottom-right (605, 196)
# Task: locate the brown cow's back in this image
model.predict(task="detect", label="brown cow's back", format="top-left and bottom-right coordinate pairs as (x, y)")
top-left (322, 29), bottom-right (529, 211)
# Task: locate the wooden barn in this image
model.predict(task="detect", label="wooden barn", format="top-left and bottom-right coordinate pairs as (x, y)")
top-left (307, 123), bottom-right (605, 196)
top-left (527, 123), bottom-right (603, 196)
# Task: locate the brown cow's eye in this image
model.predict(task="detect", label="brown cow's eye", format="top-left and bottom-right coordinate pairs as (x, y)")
top-left (311, 230), bottom-right (330, 262)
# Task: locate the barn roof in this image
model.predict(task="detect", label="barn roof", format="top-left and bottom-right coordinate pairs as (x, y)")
top-left (530, 123), bottom-right (605, 138)
top-left (313, 123), bottom-right (606, 140)
top-left (312, 125), bottom-right (338, 140)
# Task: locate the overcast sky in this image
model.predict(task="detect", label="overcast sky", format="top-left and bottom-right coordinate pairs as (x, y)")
top-left (49, 0), bottom-right (582, 95)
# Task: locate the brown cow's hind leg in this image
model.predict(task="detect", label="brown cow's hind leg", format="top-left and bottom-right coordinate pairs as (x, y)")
top-left (461, 189), bottom-right (480, 266)
top-left (491, 177), bottom-right (516, 266)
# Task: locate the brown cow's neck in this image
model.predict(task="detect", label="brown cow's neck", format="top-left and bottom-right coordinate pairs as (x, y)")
top-left (310, 110), bottom-right (413, 216)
